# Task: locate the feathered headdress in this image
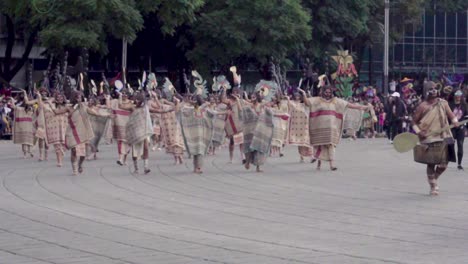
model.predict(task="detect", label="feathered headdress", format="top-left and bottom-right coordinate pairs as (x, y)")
top-left (230, 66), bottom-right (241, 87)
top-left (163, 77), bottom-right (175, 101)
top-left (192, 70), bottom-right (208, 99)
top-left (147, 73), bottom-right (158, 90)
top-left (254, 80), bottom-right (279, 102)
top-left (212, 75), bottom-right (231, 92)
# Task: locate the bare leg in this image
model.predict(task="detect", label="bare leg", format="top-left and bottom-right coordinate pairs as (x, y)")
top-left (133, 157), bottom-right (139, 174)
top-left (427, 165), bottom-right (438, 195)
top-left (78, 156), bottom-right (85, 174)
top-left (71, 149), bottom-right (78, 175)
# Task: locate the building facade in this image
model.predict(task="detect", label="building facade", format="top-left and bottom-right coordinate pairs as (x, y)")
top-left (361, 8), bottom-right (468, 88)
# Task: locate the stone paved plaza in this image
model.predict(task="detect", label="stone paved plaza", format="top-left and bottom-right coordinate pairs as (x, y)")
top-left (0, 139), bottom-right (468, 264)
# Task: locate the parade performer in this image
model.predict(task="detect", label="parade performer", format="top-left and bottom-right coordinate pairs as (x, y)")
top-left (9, 94), bottom-right (35, 158)
top-left (86, 96), bottom-right (112, 160)
top-left (287, 92), bottom-right (314, 162)
top-left (45, 92), bottom-right (69, 166)
top-left (52, 91), bottom-right (95, 175)
top-left (109, 90), bottom-right (132, 166)
top-left (412, 81), bottom-right (459, 195)
top-left (156, 78), bottom-right (185, 165)
top-left (119, 92), bottom-right (171, 174)
top-left (299, 86), bottom-right (369, 171)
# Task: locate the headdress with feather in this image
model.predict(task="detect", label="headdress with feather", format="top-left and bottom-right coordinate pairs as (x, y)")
top-left (230, 66), bottom-right (242, 87)
top-left (163, 77), bottom-right (176, 101)
top-left (254, 80), bottom-right (279, 102)
top-left (212, 75), bottom-right (231, 92)
top-left (192, 70), bottom-right (208, 99)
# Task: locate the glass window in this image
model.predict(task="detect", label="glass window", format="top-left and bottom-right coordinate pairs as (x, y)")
top-left (404, 43), bottom-right (414, 64)
top-left (425, 13), bottom-right (434, 37)
top-left (414, 44), bottom-right (424, 64)
top-left (447, 13), bottom-right (456, 38)
top-left (446, 45), bottom-right (456, 64)
top-left (457, 11), bottom-right (467, 38)
top-left (435, 12), bottom-right (445, 38)
top-left (435, 45), bottom-right (446, 63)
top-left (415, 22), bottom-right (424, 38)
top-left (424, 46), bottom-right (435, 65)
top-left (394, 44), bottom-right (403, 62)
top-left (457, 46), bottom-right (467, 65)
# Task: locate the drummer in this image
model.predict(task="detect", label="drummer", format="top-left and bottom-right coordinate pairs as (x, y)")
top-left (411, 81), bottom-right (459, 196)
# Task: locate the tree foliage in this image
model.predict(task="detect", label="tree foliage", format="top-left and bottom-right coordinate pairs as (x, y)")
top-left (186, 0), bottom-right (311, 73)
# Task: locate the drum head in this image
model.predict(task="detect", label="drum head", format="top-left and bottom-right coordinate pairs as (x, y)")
top-left (393, 132), bottom-right (419, 153)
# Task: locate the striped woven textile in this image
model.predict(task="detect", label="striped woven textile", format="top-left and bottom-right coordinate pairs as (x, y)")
top-left (250, 108), bottom-right (274, 154)
top-left (160, 105), bottom-right (185, 154)
top-left (88, 108), bottom-right (111, 150)
top-left (211, 104), bottom-right (227, 148)
top-left (13, 107), bottom-right (34, 146)
top-left (65, 104), bottom-right (94, 149)
top-left (271, 103), bottom-right (289, 148)
top-left (225, 103), bottom-right (244, 137)
top-left (288, 101), bottom-right (310, 147)
top-left (44, 104), bottom-right (67, 145)
top-left (126, 106), bottom-right (153, 146)
top-left (110, 100), bottom-right (130, 141)
top-left (34, 106), bottom-right (47, 141)
top-left (242, 106), bottom-right (258, 153)
top-left (307, 97), bottom-right (348, 146)
top-left (343, 108), bottom-right (363, 132)
top-left (180, 106), bottom-right (214, 156)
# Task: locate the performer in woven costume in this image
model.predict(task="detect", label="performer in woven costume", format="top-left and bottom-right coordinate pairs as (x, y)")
top-left (52, 91), bottom-right (96, 175)
top-left (9, 94), bottom-right (35, 158)
top-left (299, 86), bottom-right (369, 171)
top-left (108, 90), bottom-right (132, 166)
top-left (119, 92), bottom-right (174, 174)
top-left (286, 92), bottom-right (314, 163)
top-left (412, 81), bottom-right (459, 195)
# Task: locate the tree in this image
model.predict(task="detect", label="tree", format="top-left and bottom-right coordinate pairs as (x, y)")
top-left (302, 0), bottom-right (371, 62)
top-left (0, 0), bottom-right (143, 84)
top-left (186, 0), bottom-right (312, 74)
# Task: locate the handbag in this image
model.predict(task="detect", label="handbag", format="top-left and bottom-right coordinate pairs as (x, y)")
top-left (413, 141), bottom-right (448, 164)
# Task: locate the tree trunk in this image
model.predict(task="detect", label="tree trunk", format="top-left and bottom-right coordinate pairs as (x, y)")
top-left (3, 30), bottom-right (38, 83)
top-left (1, 15), bottom-right (15, 78)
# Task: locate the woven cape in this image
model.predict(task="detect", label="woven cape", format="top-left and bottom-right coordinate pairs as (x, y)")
top-left (288, 101), bottom-right (310, 147)
top-left (65, 104), bottom-right (94, 149)
top-left (160, 105), bottom-right (185, 154)
top-left (225, 102), bottom-right (244, 137)
top-left (271, 101), bottom-right (289, 148)
top-left (88, 108), bottom-right (111, 150)
top-left (13, 107), bottom-right (35, 146)
top-left (44, 104), bottom-right (67, 145)
top-left (307, 97), bottom-right (348, 146)
top-left (250, 108), bottom-right (274, 154)
top-left (180, 105), bottom-right (214, 156)
top-left (126, 106), bottom-right (153, 146)
top-left (111, 100), bottom-right (130, 141)
top-left (34, 106), bottom-right (47, 141)
top-left (343, 108), bottom-right (363, 132)
top-left (211, 104), bottom-right (227, 148)
top-left (243, 106), bottom-right (274, 154)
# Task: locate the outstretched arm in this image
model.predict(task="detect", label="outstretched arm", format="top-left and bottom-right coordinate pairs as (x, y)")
top-left (298, 88), bottom-right (311, 107)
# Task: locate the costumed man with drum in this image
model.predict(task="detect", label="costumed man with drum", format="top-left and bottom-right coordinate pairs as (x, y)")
top-left (411, 81), bottom-right (460, 196)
